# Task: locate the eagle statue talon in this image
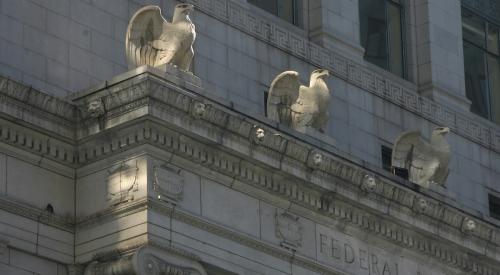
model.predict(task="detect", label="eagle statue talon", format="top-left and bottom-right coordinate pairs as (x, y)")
top-left (125, 4), bottom-right (196, 72)
top-left (266, 69), bottom-right (331, 133)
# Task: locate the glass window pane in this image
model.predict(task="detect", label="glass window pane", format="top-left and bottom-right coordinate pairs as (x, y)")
top-left (277, 0), bottom-right (294, 24)
top-left (248, 0), bottom-right (278, 16)
top-left (464, 42), bottom-right (490, 118)
top-left (462, 9), bottom-right (486, 47)
top-left (388, 3), bottom-right (404, 77)
top-left (488, 54), bottom-right (500, 123)
top-left (488, 25), bottom-right (499, 54)
top-left (359, 0), bottom-right (388, 70)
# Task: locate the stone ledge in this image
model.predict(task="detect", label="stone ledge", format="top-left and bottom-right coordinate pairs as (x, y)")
top-left (1, 66), bottom-right (500, 273)
top-left (182, 0), bottom-right (500, 155)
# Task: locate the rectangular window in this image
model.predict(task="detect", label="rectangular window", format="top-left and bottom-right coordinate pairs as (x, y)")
top-left (248, 0), bottom-right (301, 26)
top-left (381, 145), bottom-right (393, 172)
top-left (381, 145), bottom-right (409, 180)
top-left (359, 0), bottom-right (405, 78)
top-left (489, 194), bottom-right (500, 220)
top-left (462, 8), bottom-right (500, 124)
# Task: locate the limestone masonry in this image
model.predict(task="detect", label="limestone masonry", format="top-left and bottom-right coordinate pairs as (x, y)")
top-left (0, 0), bottom-right (500, 274)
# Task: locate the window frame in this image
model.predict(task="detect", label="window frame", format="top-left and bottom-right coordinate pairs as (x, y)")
top-left (247, 0), bottom-right (302, 27)
top-left (359, 0), bottom-right (407, 79)
top-left (462, 7), bottom-right (500, 123)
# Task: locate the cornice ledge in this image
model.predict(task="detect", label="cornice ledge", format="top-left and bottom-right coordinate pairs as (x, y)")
top-left (150, 199), bottom-right (500, 275)
top-left (74, 71), bottom-right (500, 253)
top-left (181, 0), bottom-right (500, 154)
top-left (70, 70), bottom-right (500, 270)
top-left (0, 195), bottom-right (73, 232)
top-left (83, 243), bottom-right (208, 275)
top-left (0, 76), bottom-right (76, 138)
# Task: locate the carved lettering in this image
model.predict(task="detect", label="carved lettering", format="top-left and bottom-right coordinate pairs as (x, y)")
top-left (320, 234), bottom-right (328, 254)
top-left (382, 261), bottom-right (391, 275)
top-left (344, 243), bottom-right (355, 264)
top-left (331, 238), bottom-right (340, 259)
top-left (359, 249), bottom-right (368, 270)
top-left (318, 231), bottom-right (401, 275)
top-left (371, 254), bottom-right (379, 275)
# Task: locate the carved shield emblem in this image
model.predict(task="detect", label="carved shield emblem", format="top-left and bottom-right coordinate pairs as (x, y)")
top-left (154, 166), bottom-right (184, 202)
top-left (275, 212), bottom-right (303, 248)
top-left (106, 162), bottom-right (139, 205)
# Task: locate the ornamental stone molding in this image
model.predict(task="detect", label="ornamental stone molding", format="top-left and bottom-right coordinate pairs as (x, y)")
top-left (191, 101), bottom-right (206, 118)
top-left (275, 211), bottom-right (303, 249)
top-left (360, 174), bottom-right (377, 193)
top-left (181, 0), bottom-right (500, 155)
top-left (106, 161), bottom-right (139, 205)
top-left (153, 165), bottom-right (184, 202)
top-left (412, 197), bottom-right (429, 214)
top-left (83, 245), bottom-right (207, 275)
top-left (2, 68), bottom-right (500, 274)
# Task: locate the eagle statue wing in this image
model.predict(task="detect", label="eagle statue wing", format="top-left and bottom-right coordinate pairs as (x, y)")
top-left (125, 6), bottom-right (170, 69)
top-left (266, 71), bottom-right (301, 127)
top-left (392, 131), bottom-right (440, 187)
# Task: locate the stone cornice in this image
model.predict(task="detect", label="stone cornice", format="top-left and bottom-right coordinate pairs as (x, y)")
top-left (67, 69), bottom-right (500, 274)
top-left (0, 76), bottom-right (76, 140)
top-left (2, 69), bottom-right (500, 273)
top-left (183, 0), bottom-right (500, 155)
top-left (0, 195), bottom-right (73, 232)
top-left (2, 67), bottom-right (500, 271)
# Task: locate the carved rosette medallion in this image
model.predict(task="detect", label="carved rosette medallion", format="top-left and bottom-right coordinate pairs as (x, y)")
top-left (275, 211), bottom-right (303, 249)
top-left (154, 165), bottom-right (184, 202)
top-left (106, 162), bottom-right (139, 205)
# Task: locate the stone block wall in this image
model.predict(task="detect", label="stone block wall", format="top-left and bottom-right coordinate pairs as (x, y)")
top-left (0, 0), bottom-right (500, 265)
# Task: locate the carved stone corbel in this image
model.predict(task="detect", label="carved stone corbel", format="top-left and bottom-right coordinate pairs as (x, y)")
top-left (83, 245), bottom-right (207, 275)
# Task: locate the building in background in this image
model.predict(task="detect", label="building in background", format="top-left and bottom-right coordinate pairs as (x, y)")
top-left (0, 0), bottom-right (500, 274)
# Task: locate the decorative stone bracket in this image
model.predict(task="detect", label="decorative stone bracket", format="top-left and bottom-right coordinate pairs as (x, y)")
top-left (83, 245), bottom-right (207, 275)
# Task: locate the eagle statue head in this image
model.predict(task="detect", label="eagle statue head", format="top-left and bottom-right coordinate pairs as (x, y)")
top-left (173, 3), bottom-right (194, 22)
top-left (309, 69), bottom-right (329, 87)
top-left (430, 126), bottom-right (450, 149)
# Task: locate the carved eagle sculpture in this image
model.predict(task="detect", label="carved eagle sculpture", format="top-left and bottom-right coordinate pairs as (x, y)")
top-left (391, 127), bottom-right (451, 188)
top-left (266, 69), bottom-right (330, 132)
top-left (125, 4), bottom-right (196, 71)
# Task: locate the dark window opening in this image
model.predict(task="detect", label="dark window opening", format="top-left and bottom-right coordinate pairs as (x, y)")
top-left (381, 145), bottom-right (409, 180)
top-left (248, 0), bottom-right (301, 26)
top-left (381, 145), bottom-right (392, 172)
top-left (264, 91), bottom-right (269, 116)
top-left (359, 0), bottom-right (405, 78)
top-left (462, 8), bottom-right (500, 124)
top-left (489, 194), bottom-right (500, 220)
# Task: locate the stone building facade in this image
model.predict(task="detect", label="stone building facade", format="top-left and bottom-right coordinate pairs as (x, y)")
top-left (0, 0), bottom-right (500, 274)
